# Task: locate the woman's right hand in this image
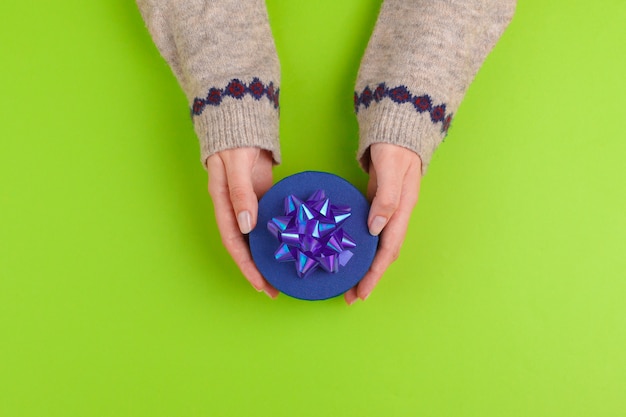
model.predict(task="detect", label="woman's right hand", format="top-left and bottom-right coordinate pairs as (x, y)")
top-left (206, 147), bottom-right (279, 298)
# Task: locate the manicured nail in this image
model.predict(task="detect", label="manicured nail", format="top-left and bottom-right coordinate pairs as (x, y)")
top-left (369, 216), bottom-right (387, 236)
top-left (237, 210), bottom-right (252, 234)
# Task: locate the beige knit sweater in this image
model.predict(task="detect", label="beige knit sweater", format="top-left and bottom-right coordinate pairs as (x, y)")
top-left (137, 0), bottom-right (515, 174)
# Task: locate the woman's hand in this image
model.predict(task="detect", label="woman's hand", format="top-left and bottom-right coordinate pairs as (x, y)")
top-left (345, 143), bottom-right (422, 305)
top-left (206, 147), bottom-right (279, 298)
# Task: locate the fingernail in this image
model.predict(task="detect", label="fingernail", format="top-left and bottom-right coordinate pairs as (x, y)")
top-left (369, 216), bottom-right (387, 236)
top-left (237, 210), bottom-right (252, 234)
top-left (348, 298), bottom-right (358, 306)
top-left (263, 289), bottom-right (274, 299)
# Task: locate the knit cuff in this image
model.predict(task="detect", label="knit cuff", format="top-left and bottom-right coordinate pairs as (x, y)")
top-left (356, 100), bottom-right (449, 175)
top-left (193, 96), bottom-right (280, 169)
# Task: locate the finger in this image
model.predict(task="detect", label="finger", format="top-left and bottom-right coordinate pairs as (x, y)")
top-left (366, 162), bottom-right (378, 202)
top-left (222, 149), bottom-right (259, 235)
top-left (207, 155), bottom-right (278, 298)
top-left (357, 165), bottom-right (421, 301)
top-left (367, 152), bottom-right (410, 237)
top-left (213, 181), bottom-right (278, 297)
top-left (356, 213), bottom-right (408, 301)
top-left (249, 150), bottom-right (277, 299)
top-left (251, 149), bottom-right (273, 198)
top-left (344, 287), bottom-right (358, 306)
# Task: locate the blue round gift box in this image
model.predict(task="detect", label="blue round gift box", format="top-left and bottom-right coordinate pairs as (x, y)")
top-left (249, 171), bottom-right (378, 301)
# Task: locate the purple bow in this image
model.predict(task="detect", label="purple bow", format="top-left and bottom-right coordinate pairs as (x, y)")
top-left (267, 190), bottom-right (356, 278)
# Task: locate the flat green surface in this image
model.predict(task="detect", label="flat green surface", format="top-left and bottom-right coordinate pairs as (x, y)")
top-left (1, 0), bottom-right (625, 416)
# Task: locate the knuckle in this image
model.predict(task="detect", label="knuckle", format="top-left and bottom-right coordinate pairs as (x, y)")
top-left (208, 176), bottom-right (228, 198)
top-left (206, 154), bottom-right (221, 170)
top-left (229, 184), bottom-right (251, 203)
top-left (382, 244), bottom-right (401, 263)
top-left (238, 258), bottom-right (256, 274)
top-left (221, 232), bottom-right (240, 251)
top-left (376, 196), bottom-right (399, 214)
top-left (370, 262), bottom-right (385, 277)
top-left (220, 236), bottom-right (232, 251)
top-left (208, 179), bottom-right (219, 196)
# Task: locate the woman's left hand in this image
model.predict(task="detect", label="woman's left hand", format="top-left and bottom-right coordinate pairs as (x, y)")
top-left (344, 143), bottom-right (422, 305)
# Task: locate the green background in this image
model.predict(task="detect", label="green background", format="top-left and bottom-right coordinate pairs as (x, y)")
top-left (1, 0), bottom-right (624, 415)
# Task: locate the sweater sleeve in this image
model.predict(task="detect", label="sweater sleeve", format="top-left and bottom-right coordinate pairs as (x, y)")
top-left (354, 0), bottom-right (516, 174)
top-left (136, 0), bottom-right (281, 167)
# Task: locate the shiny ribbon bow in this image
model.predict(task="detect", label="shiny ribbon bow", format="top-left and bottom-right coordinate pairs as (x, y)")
top-left (267, 190), bottom-right (356, 278)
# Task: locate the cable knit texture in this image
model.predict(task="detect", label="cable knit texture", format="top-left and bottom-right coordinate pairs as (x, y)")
top-left (136, 0), bottom-right (281, 167)
top-left (355, 0), bottom-right (515, 174)
top-left (137, 0), bottom-right (515, 174)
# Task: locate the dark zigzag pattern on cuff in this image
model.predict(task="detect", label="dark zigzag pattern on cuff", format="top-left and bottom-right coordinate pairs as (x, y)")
top-left (191, 78), bottom-right (279, 117)
top-left (354, 83), bottom-right (453, 134)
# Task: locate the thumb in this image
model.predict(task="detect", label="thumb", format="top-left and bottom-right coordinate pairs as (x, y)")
top-left (367, 161), bottom-right (406, 237)
top-left (223, 152), bottom-right (259, 235)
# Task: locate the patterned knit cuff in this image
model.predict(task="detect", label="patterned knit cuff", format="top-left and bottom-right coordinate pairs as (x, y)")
top-left (191, 79), bottom-right (281, 168)
top-left (355, 86), bottom-right (453, 175)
